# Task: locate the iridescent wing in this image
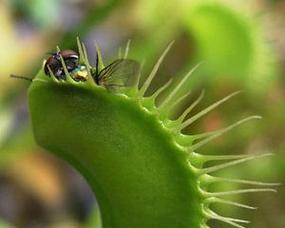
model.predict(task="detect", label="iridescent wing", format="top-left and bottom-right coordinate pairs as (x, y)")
top-left (97, 59), bottom-right (140, 91)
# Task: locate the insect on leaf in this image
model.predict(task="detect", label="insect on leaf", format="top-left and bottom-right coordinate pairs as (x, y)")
top-left (98, 59), bottom-right (140, 91)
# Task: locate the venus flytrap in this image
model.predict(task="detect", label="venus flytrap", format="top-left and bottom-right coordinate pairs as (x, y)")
top-left (27, 38), bottom-right (279, 228)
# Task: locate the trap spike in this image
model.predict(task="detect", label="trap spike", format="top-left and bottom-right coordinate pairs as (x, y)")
top-left (204, 209), bottom-right (248, 228)
top-left (210, 216), bottom-right (249, 227)
top-left (211, 176), bottom-right (281, 186)
top-left (214, 219), bottom-right (247, 228)
top-left (191, 116), bottom-right (262, 150)
top-left (82, 42), bottom-right (93, 79)
top-left (124, 39), bottom-right (131, 59)
top-left (199, 153), bottom-right (272, 175)
top-left (46, 65), bottom-right (59, 83)
top-left (193, 131), bottom-right (217, 140)
top-left (204, 188), bottom-right (277, 197)
top-left (151, 79), bottom-right (173, 100)
top-left (76, 37), bottom-right (85, 64)
top-left (139, 41), bottom-right (175, 97)
top-left (206, 209), bottom-right (250, 223)
top-left (206, 197), bottom-right (257, 210)
top-left (168, 90), bottom-right (192, 112)
top-left (177, 90), bottom-right (205, 125)
top-left (94, 41), bottom-right (105, 69)
top-left (134, 59), bottom-right (145, 89)
top-left (82, 43), bottom-right (91, 67)
top-left (200, 154), bottom-right (253, 162)
top-left (57, 46), bottom-right (74, 83)
top-left (181, 91), bottom-right (241, 130)
top-left (210, 212), bottom-right (250, 224)
top-left (159, 62), bottom-right (203, 110)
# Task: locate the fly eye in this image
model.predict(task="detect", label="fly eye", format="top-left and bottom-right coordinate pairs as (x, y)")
top-left (44, 50), bottom-right (79, 80)
top-left (64, 57), bottom-right (79, 72)
top-left (60, 50), bottom-right (79, 60)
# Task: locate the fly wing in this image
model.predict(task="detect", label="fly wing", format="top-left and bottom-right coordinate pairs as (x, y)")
top-left (98, 59), bottom-right (140, 91)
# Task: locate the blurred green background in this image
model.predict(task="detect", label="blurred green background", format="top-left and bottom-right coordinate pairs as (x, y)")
top-left (0, 0), bottom-right (284, 227)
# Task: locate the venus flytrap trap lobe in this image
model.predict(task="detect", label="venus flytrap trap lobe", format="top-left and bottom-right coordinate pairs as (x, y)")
top-left (27, 38), bottom-right (279, 228)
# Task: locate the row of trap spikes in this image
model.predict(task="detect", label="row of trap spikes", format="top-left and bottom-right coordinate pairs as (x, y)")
top-left (135, 40), bottom-right (280, 228)
top-left (24, 37), bottom-right (280, 228)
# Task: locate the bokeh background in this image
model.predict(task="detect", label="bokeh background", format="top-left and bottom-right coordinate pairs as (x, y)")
top-left (0, 0), bottom-right (284, 227)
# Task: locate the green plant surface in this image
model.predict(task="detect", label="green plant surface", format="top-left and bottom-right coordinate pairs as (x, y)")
top-left (184, 1), bottom-right (278, 93)
top-left (28, 40), bottom-right (278, 228)
top-left (186, 2), bottom-right (253, 77)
